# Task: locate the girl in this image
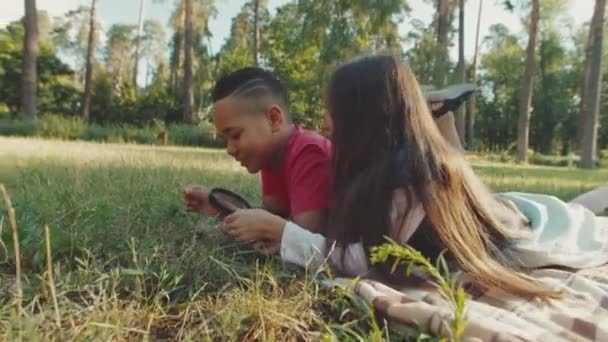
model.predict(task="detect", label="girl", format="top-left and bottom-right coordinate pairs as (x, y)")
top-left (221, 54), bottom-right (608, 299)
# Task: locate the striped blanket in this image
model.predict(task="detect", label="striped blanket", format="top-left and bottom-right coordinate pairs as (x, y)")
top-left (333, 264), bottom-right (608, 341)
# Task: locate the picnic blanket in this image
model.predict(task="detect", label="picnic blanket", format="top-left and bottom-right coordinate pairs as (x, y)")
top-left (332, 265), bottom-right (608, 341)
top-left (330, 193), bottom-right (608, 341)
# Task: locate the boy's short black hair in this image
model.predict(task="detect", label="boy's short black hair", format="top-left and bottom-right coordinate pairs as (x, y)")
top-left (212, 67), bottom-right (289, 111)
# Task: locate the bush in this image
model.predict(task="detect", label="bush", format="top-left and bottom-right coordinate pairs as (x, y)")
top-left (528, 153), bottom-right (579, 167)
top-left (80, 124), bottom-right (114, 141)
top-left (599, 149), bottom-right (608, 168)
top-left (0, 114), bottom-right (224, 148)
top-left (168, 121), bottom-right (224, 148)
top-left (37, 114), bottom-right (85, 139)
top-left (0, 118), bottom-right (37, 136)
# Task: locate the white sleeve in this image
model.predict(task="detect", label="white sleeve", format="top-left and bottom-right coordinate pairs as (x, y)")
top-left (279, 221), bottom-right (369, 276)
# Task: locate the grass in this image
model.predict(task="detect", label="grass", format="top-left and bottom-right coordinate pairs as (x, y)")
top-left (0, 136), bottom-right (606, 340)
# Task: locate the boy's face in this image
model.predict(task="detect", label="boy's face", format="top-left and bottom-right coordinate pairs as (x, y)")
top-left (321, 111), bottom-right (333, 139)
top-left (214, 97), bottom-right (282, 173)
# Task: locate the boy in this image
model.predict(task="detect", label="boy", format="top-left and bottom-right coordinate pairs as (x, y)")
top-left (182, 67), bottom-right (332, 246)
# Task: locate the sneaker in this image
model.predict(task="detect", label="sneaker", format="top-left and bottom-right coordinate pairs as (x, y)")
top-left (424, 83), bottom-right (476, 118)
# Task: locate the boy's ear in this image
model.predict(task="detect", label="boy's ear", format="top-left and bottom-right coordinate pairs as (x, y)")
top-left (265, 105), bottom-right (284, 133)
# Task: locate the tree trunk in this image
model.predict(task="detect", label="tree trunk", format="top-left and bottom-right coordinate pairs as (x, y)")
top-left (515, 0), bottom-right (539, 162)
top-left (538, 39), bottom-right (556, 154)
top-left (455, 0), bottom-right (466, 145)
top-left (580, 0), bottom-right (606, 168)
top-left (21, 0), bottom-right (38, 121)
top-left (170, 32), bottom-right (183, 96)
top-left (253, 0), bottom-right (260, 66)
top-left (434, 0), bottom-right (450, 87)
top-left (576, 31), bottom-right (592, 151)
top-left (82, 0), bottom-right (97, 123)
top-left (182, 0), bottom-right (195, 124)
top-left (133, 0), bottom-right (145, 88)
top-left (467, 0), bottom-right (483, 149)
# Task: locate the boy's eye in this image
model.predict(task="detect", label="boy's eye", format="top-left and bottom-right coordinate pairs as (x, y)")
top-left (230, 132), bottom-right (241, 140)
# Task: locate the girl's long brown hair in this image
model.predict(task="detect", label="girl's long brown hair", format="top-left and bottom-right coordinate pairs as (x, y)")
top-left (326, 54), bottom-right (558, 299)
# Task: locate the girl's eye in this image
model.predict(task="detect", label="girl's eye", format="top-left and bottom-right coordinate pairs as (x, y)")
top-left (231, 132), bottom-right (241, 140)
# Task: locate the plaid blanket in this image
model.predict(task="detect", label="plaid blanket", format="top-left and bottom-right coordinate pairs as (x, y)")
top-left (332, 264), bottom-right (608, 341)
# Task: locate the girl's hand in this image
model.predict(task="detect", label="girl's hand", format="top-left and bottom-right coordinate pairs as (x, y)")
top-left (221, 209), bottom-right (286, 243)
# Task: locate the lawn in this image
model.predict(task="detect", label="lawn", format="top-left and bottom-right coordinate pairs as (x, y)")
top-left (0, 136), bottom-right (606, 341)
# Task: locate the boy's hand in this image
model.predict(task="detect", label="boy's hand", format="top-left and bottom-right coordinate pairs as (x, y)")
top-left (221, 209), bottom-right (286, 243)
top-left (182, 185), bottom-right (219, 216)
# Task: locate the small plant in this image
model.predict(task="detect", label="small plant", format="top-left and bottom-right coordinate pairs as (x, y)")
top-left (370, 240), bottom-right (467, 342)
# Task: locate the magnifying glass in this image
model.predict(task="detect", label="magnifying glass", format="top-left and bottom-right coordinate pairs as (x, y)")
top-left (208, 188), bottom-right (252, 217)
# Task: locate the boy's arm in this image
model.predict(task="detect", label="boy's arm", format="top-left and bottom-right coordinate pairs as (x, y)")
top-left (287, 144), bottom-right (332, 233)
top-left (262, 195), bottom-right (289, 218)
top-left (292, 209), bottom-right (325, 233)
top-left (262, 196), bottom-right (324, 232)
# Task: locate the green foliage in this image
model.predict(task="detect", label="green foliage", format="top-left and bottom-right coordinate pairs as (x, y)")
top-left (371, 242), bottom-right (467, 342)
top-left (0, 118), bottom-right (37, 136)
top-left (476, 24), bottom-right (525, 151)
top-left (263, 3), bottom-right (324, 127)
top-left (0, 114), bottom-right (223, 147)
top-left (36, 113), bottom-right (85, 139)
top-left (104, 23), bottom-right (136, 84)
top-left (404, 19), bottom-right (442, 86)
top-left (0, 25), bottom-right (76, 116)
top-left (260, 0), bottom-right (408, 128)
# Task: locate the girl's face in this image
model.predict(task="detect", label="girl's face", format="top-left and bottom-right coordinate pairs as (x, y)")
top-left (321, 111), bottom-right (333, 139)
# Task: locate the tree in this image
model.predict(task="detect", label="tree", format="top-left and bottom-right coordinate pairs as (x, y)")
top-left (216, 0), bottom-right (269, 75)
top-left (82, 0), bottom-right (97, 122)
top-left (405, 19), bottom-right (440, 85)
top-left (532, 27), bottom-right (575, 155)
top-left (515, 0), bottom-right (539, 162)
top-left (253, 0), bottom-right (260, 66)
top-left (141, 19), bottom-right (167, 86)
top-left (105, 24), bottom-right (136, 85)
top-left (455, 0), bottom-right (466, 144)
top-left (433, 0), bottom-right (452, 87)
top-left (262, 0), bottom-right (409, 128)
top-left (467, 0), bottom-right (483, 149)
top-left (168, 0), bottom-right (215, 123)
top-left (21, 0), bottom-right (38, 120)
top-left (264, 2), bottom-right (322, 126)
top-left (579, 0), bottom-right (606, 168)
top-left (528, 0), bottom-right (571, 155)
top-left (133, 0), bottom-right (146, 87)
top-left (477, 24), bottom-right (525, 150)
top-left (182, 0), bottom-right (194, 123)
top-left (51, 5), bottom-right (100, 86)
top-left (1, 16), bottom-right (75, 115)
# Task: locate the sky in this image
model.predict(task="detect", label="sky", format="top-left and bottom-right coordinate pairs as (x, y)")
top-left (0, 0), bottom-right (596, 84)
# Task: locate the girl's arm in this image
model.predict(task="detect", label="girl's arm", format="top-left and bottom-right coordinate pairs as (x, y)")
top-left (434, 111), bottom-right (464, 152)
top-left (279, 221), bottom-right (370, 276)
top-left (282, 188), bottom-right (426, 274)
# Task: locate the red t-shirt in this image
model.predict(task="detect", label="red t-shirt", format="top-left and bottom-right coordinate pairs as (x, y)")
top-left (261, 126), bottom-right (332, 217)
